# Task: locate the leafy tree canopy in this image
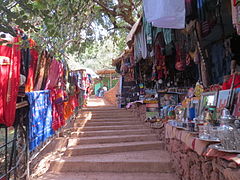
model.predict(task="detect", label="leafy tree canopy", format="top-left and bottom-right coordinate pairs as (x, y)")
top-left (0, 0), bottom-right (141, 67)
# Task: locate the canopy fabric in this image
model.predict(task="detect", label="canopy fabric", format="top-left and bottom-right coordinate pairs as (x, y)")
top-left (143, 0), bottom-right (185, 29)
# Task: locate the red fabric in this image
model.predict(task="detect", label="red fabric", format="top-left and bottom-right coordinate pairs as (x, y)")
top-left (70, 95), bottom-right (79, 110)
top-left (155, 44), bottom-right (167, 79)
top-left (222, 75), bottom-right (240, 90)
top-left (234, 0), bottom-right (240, 6)
top-left (45, 59), bottom-right (64, 90)
top-left (175, 46), bottom-right (186, 71)
top-left (25, 39), bottom-right (39, 92)
top-left (0, 35), bottom-right (21, 127)
top-left (51, 88), bottom-right (65, 130)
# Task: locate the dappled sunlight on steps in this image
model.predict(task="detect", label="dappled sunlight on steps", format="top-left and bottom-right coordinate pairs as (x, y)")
top-left (36, 97), bottom-right (178, 180)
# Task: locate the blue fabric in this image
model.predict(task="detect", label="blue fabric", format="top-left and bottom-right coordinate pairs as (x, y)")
top-left (26, 90), bottom-right (54, 151)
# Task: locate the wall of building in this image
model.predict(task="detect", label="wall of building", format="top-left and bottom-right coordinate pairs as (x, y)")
top-left (103, 81), bottom-right (119, 105)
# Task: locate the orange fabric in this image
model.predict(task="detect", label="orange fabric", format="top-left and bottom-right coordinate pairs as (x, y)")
top-left (64, 99), bottom-right (73, 121)
top-left (25, 39), bottom-right (39, 92)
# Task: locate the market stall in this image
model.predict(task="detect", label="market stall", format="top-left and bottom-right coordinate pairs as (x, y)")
top-left (112, 0), bottom-right (240, 179)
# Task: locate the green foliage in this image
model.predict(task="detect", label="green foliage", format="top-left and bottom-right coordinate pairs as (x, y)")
top-left (0, 0), bottom-right (141, 67)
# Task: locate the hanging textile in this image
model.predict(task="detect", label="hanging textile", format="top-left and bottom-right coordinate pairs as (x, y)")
top-left (232, 0), bottom-right (240, 35)
top-left (51, 88), bottom-right (65, 131)
top-left (154, 33), bottom-right (168, 80)
top-left (21, 35), bottom-right (31, 78)
top-left (0, 32), bottom-right (21, 127)
top-left (26, 90), bottom-right (54, 151)
top-left (25, 39), bottom-right (39, 92)
top-left (185, 0), bottom-right (197, 23)
top-left (34, 50), bottom-right (49, 91)
top-left (41, 54), bottom-right (52, 90)
top-left (64, 98), bottom-right (74, 121)
top-left (134, 25), bottom-right (148, 61)
top-left (143, 15), bottom-right (153, 45)
top-left (162, 29), bottom-right (172, 45)
top-left (45, 59), bottom-right (64, 90)
top-left (143, 0), bottom-right (186, 29)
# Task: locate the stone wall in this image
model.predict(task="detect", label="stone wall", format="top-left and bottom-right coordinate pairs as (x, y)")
top-left (130, 103), bottom-right (240, 180)
top-left (166, 138), bottom-right (240, 180)
top-left (103, 81), bottom-right (119, 105)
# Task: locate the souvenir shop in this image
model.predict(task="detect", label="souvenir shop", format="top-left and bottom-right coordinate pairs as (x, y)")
top-left (0, 27), bottom-right (93, 179)
top-left (113, 0), bottom-right (240, 179)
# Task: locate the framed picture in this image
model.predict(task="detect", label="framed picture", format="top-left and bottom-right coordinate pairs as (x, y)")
top-left (158, 92), bottom-right (179, 107)
top-left (216, 90), bottom-right (231, 117)
top-left (146, 103), bottom-right (159, 119)
top-left (199, 91), bottom-right (218, 115)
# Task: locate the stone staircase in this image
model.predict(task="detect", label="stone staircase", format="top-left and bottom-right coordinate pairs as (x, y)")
top-left (37, 106), bottom-right (178, 180)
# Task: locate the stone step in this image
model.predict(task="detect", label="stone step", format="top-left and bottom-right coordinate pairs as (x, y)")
top-left (75, 117), bottom-right (138, 122)
top-left (67, 134), bottom-right (158, 146)
top-left (37, 172), bottom-right (178, 180)
top-left (70, 129), bottom-right (151, 138)
top-left (82, 107), bottom-right (121, 111)
top-left (65, 141), bottom-right (164, 156)
top-left (51, 150), bottom-right (172, 173)
top-left (71, 125), bottom-right (147, 132)
top-left (75, 121), bottom-right (140, 127)
top-left (81, 110), bottom-right (133, 114)
top-left (81, 115), bottom-right (135, 119)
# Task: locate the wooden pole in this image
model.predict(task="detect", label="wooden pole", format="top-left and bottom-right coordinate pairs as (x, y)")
top-left (110, 73), bottom-right (112, 88)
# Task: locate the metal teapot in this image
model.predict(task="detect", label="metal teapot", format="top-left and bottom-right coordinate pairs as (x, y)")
top-left (218, 108), bottom-right (240, 150)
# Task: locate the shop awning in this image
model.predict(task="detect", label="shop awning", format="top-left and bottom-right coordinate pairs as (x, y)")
top-left (96, 69), bottom-right (116, 75)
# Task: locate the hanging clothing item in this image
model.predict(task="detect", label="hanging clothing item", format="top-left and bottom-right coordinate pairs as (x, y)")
top-left (185, 0), bottom-right (197, 23)
top-left (143, 15), bottom-right (153, 45)
top-left (51, 88), bottom-right (65, 131)
top-left (134, 25), bottom-right (148, 61)
top-left (21, 35), bottom-right (31, 78)
top-left (231, 0), bottom-right (240, 35)
top-left (34, 51), bottom-right (49, 91)
top-left (26, 90), bottom-right (54, 151)
top-left (154, 33), bottom-right (168, 80)
top-left (41, 55), bottom-right (52, 90)
top-left (64, 97), bottom-right (74, 121)
top-left (143, 0), bottom-right (185, 29)
top-left (162, 29), bottom-right (172, 45)
top-left (0, 32), bottom-right (21, 127)
top-left (25, 39), bottom-right (39, 92)
top-left (45, 59), bottom-right (64, 90)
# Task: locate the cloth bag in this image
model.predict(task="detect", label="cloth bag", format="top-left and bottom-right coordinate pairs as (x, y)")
top-left (143, 0), bottom-right (186, 29)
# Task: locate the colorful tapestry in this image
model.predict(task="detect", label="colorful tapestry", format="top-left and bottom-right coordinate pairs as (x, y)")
top-left (26, 90), bottom-right (54, 151)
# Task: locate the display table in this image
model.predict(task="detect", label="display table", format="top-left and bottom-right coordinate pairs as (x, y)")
top-left (165, 123), bottom-right (240, 180)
